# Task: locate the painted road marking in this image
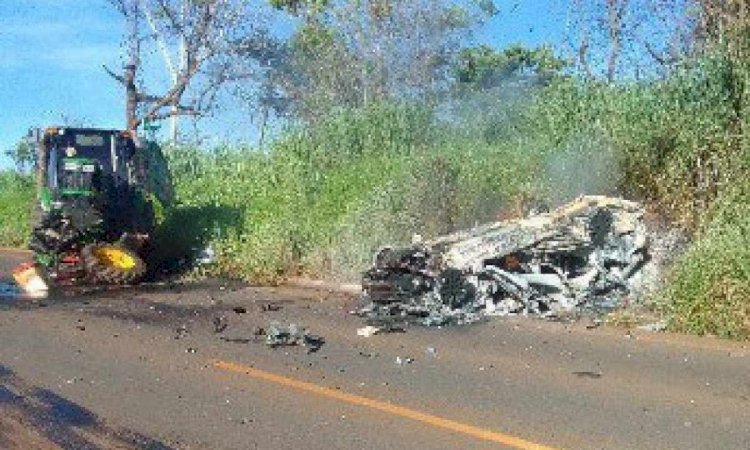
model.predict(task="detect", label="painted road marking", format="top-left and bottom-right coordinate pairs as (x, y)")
top-left (214, 360), bottom-right (558, 450)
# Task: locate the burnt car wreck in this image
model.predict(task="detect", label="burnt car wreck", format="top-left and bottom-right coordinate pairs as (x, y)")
top-left (359, 196), bottom-right (648, 327)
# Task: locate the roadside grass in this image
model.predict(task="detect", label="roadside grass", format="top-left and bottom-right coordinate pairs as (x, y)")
top-left (665, 182), bottom-right (750, 339)
top-left (0, 172), bottom-right (32, 248)
top-left (165, 102), bottom-right (547, 282)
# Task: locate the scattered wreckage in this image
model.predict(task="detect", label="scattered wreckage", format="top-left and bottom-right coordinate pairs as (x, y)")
top-left (359, 196), bottom-right (648, 327)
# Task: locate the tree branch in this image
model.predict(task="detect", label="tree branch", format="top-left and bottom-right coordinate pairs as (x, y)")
top-left (645, 40), bottom-right (677, 66)
top-left (146, 104), bottom-right (200, 122)
top-left (103, 65), bottom-right (126, 85)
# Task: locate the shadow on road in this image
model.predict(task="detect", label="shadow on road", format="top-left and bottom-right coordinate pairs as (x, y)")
top-left (0, 364), bottom-right (173, 450)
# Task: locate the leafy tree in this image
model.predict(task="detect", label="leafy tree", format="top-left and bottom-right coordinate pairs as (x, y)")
top-left (269, 0), bottom-right (329, 15)
top-left (4, 140), bottom-right (35, 173)
top-left (264, 0), bottom-right (497, 122)
top-left (456, 44), bottom-right (568, 89)
top-left (689, 0), bottom-right (750, 146)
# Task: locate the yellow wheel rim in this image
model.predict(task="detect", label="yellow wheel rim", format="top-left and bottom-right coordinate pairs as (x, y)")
top-left (93, 247), bottom-right (137, 270)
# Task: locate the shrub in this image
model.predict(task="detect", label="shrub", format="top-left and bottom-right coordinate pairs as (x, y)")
top-left (666, 182), bottom-right (750, 339)
top-left (0, 172), bottom-right (33, 247)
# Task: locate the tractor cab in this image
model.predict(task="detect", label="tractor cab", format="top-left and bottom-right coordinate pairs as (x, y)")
top-left (39, 128), bottom-right (136, 209)
top-left (28, 127), bottom-right (171, 285)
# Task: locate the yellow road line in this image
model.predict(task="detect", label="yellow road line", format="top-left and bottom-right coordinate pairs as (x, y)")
top-left (214, 360), bottom-right (558, 450)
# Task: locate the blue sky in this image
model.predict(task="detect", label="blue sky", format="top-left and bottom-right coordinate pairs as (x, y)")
top-left (0, 0), bottom-right (570, 168)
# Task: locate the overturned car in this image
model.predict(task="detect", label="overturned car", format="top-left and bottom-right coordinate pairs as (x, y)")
top-left (359, 196), bottom-right (648, 326)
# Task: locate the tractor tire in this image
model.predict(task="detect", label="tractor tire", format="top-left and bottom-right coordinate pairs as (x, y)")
top-left (82, 243), bottom-right (146, 285)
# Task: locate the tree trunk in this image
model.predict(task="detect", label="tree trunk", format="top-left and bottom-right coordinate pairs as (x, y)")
top-left (606, 0), bottom-right (625, 83)
top-left (125, 0), bottom-right (140, 131)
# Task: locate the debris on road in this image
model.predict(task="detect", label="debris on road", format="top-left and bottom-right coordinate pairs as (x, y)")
top-left (265, 322), bottom-right (325, 353)
top-left (12, 263), bottom-right (49, 298)
top-left (266, 322), bottom-right (304, 347)
top-left (573, 371), bottom-right (603, 379)
top-left (395, 356), bottom-right (414, 365)
top-left (357, 326), bottom-right (382, 337)
top-left (174, 325), bottom-right (190, 340)
top-left (359, 196), bottom-right (648, 326)
top-left (637, 320), bottom-right (667, 333)
top-left (303, 334), bottom-right (325, 353)
top-left (261, 302), bottom-right (282, 312)
top-left (213, 316), bottom-right (228, 333)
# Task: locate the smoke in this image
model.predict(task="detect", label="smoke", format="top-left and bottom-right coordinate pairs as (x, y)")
top-left (541, 134), bottom-right (622, 207)
top-left (439, 73), bottom-right (542, 134)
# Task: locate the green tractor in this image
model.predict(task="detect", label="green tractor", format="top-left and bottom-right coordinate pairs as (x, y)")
top-left (28, 127), bottom-right (172, 285)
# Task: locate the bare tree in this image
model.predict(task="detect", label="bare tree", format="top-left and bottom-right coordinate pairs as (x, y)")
top-left (567, 0), bottom-right (666, 81)
top-left (605, 0), bottom-right (629, 82)
top-left (106, 0), bottom-right (263, 135)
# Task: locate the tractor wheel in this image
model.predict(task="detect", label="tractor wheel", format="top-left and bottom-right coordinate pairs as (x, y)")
top-left (82, 243), bottom-right (146, 285)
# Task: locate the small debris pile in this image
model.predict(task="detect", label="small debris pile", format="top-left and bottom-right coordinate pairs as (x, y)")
top-left (265, 322), bottom-right (325, 353)
top-left (359, 196), bottom-right (647, 326)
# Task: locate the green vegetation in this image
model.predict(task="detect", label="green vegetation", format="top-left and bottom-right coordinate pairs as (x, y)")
top-left (163, 102), bottom-right (541, 282)
top-left (0, 172), bottom-right (33, 247)
top-left (4, 48), bottom-right (750, 337)
top-left (666, 184), bottom-right (750, 339)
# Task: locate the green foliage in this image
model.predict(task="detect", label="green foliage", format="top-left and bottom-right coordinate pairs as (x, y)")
top-left (666, 182), bottom-right (750, 339)
top-left (269, 0), bottom-right (329, 15)
top-left (292, 20), bottom-right (336, 53)
top-left (268, 0), bottom-right (492, 122)
top-left (471, 0), bottom-right (498, 17)
top-left (0, 172), bottom-right (33, 247)
top-left (165, 101), bottom-right (542, 282)
top-left (4, 140), bottom-right (35, 173)
top-left (522, 49), bottom-right (750, 227)
top-left (4, 14), bottom-right (750, 339)
top-left (457, 44), bottom-right (568, 86)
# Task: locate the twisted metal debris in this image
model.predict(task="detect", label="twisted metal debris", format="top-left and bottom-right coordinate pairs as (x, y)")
top-left (359, 196), bottom-right (647, 326)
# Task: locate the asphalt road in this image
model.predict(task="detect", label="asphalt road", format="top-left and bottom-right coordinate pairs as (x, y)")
top-left (0, 250), bottom-right (749, 450)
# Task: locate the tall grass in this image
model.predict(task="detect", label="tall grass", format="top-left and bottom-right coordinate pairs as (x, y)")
top-left (527, 52), bottom-right (750, 227)
top-left (666, 182), bottom-right (750, 339)
top-left (166, 101), bottom-right (546, 282)
top-left (523, 51), bottom-right (750, 338)
top-left (0, 172), bottom-right (33, 247)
